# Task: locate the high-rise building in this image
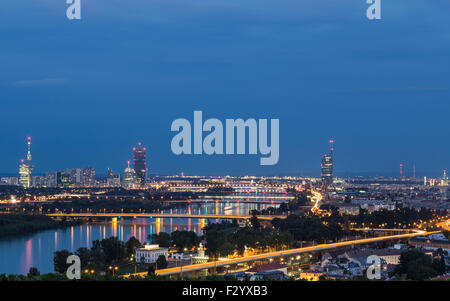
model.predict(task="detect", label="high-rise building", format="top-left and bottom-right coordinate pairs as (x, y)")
top-left (19, 162), bottom-right (31, 188)
top-left (45, 172), bottom-right (58, 188)
top-left (107, 169), bottom-right (121, 187)
top-left (80, 167), bottom-right (96, 186)
top-left (57, 171), bottom-right (72, 188)
top-left (19, 137), bottom-right (34, 188)
top-left (68, 168), bottom-right (82, 185)
top-left (0, 177), bottom-right (19, 186)
top-left (321, 140), bottom-right (334, 189)
top-left (122, 161), bottom-right (137, 188)
top-left (133, 143), bottom-right (147, 186)
top-left (32, 176), bottom-right (46, 187)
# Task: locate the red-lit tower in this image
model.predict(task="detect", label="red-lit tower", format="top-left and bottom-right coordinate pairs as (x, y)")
top-left (133, 142), bottom-right (147, 186)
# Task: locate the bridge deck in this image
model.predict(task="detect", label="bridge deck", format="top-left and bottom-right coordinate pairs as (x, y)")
top-left (47, 213), bottom-right (285, 221)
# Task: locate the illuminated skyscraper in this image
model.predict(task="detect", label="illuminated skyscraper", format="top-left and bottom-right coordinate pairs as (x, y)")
top-left (80, 167), bottom-right (96, 186)
top-left (133, 142), bottom-right (147, 186)
top-left (19, 137), bottom-right (34, 188)
top-left (122, 161), bottom-right (137, 188)
top-left (19, 161), bottom-right (31, 188)
top-left (321, 140), bottom-right (334, 189)
top-left (57, 171), bottom-right (72, 188)
top-left (107, 169), bottom-right (121, 187)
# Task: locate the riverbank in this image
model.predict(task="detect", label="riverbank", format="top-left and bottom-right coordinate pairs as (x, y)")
top-left (0, 214), bottom-right (82, 239)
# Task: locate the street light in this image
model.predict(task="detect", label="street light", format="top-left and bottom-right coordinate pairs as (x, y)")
top-left (109, 266), bottom-right (119, 276)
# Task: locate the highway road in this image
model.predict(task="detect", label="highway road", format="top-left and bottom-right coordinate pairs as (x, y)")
top-left (438, 219), bottom-right (450, 231)
top-left (129, 228), bottom-right (437, 277)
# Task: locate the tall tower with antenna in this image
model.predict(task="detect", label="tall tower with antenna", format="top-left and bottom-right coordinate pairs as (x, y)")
top-left (321, 139), bottom-right (334, 189)
top-left (399, 163), bottom-right (403, 179)
top-left (27, 137), bottom-right (32, 182)
top-left (19, 136), bottom-right (34, 188)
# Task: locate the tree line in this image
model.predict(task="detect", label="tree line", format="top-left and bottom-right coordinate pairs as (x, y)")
top-left (53, 236), bottom-right (142, 274)
top-left (0, 214), bottom-right (81, 238)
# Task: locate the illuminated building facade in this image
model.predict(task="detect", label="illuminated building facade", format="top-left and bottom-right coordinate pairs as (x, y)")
top-left (107, 169), bottom-right (121, 187)
top-left (135, 244), bottom-right (168, 264)
top-left (321, 140), bottom-right (334, 189)
top-left (122, 161), bottom-right (137, 188)
top-left (80, 167), bottom-right (96, 186)
top-left (19, 163), bottom-right (32, 188)
top-left (442, 170), bottom-right (448, 186)
top-left (57, 171), bottom-right (72, 188)
top-left (68, 168), bottom-right (82, 185)
top-left (18, 137), bottom-right (34, 188)
top-left (133, 143), bottom-right (147, 186)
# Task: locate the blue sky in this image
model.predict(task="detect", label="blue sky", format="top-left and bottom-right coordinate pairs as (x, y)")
top-left (1, 1), bottom-right (450, 176)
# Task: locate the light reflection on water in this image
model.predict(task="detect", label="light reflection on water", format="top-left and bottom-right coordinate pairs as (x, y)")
top-left (0, 201), bottom-right (281, 275)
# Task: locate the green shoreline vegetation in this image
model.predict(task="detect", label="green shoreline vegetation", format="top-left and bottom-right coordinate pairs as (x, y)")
top-left (0, 214), bottom-right (82, 239)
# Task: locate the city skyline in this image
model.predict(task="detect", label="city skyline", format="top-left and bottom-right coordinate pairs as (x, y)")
top-left (1, 135), bottom-right (449, 178)
top-left (2, 1), bottom-right (450, 176)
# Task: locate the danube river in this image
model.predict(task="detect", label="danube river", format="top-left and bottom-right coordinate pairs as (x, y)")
top-left (0, 199), bottom-right (282, 275)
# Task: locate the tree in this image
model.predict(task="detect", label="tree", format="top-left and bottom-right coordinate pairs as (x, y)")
top-left (27, 267), bottom-right (40, 277)
top-left (156, 255), bottom-right (168, 269)
top-left (393, 250), bottom-right (441, 280)
top-left (433, 255), bottom-right (446, 275)
top-left (204, 229), bottom-right (227, 259)
top-left (171, 231), bottom-right (200, 252)
top-left (100, 237), bottom-right (127, 264)
top-left (249, 215), bottom-right (260, 229)
top-left (125, 236), bottom-right (142, 258)
top-left (75, 247), bottom-right (91, 270)
top-left (218, 241), bottom-right (234, 257)
top-left (90, 240), bottom-right (105, 268)
top-left (54, 249), bottom-right (72, 274)
top-left (147, 265), bottom-right (155, 275)
top-left (149, 232), bottom-right (171, 248)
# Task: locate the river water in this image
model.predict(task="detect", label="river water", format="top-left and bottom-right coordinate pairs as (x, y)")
top-left (0, 199), bottom-right (282, 275)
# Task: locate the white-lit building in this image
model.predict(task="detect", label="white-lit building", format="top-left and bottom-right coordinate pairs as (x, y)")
top-left (0, 177), bottom-right (19, 186)
top-left (122, 161), bottom-right (137, 189)
top-left (135, 244), bottom-right (168, 264)
top-left (337, 204), bottom-right (360, 215)
top-left (19, 163), bottom-right (32, 188)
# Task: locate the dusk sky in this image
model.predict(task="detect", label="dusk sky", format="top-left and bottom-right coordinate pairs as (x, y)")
top-left (1, 1), bottom-right (450, 177)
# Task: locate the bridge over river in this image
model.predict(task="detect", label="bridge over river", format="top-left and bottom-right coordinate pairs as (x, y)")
top-left (46, 212), bottom-right (286, 221)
